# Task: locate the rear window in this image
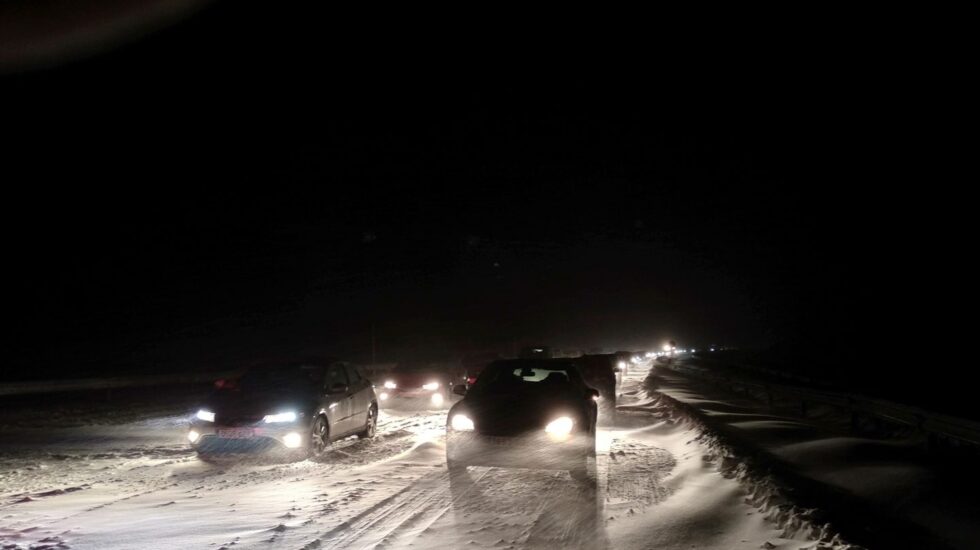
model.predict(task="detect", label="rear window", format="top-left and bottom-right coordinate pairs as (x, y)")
top-left (473, 362), bottom-right (582, 393)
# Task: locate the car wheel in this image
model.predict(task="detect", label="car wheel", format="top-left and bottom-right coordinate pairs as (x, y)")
top-left (310, 415), bottom-right (330, 459)
top-left (357, 404), bottom-right (378, 439)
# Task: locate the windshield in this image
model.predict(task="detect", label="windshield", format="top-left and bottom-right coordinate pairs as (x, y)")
top-left (238, 366), bottom-right (322, 391)
top-left (471, 361), bottom-right (582, 394)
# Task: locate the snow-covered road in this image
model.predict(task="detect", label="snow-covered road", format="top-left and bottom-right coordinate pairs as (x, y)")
top-left (1, 365), bottom-right (842, 550)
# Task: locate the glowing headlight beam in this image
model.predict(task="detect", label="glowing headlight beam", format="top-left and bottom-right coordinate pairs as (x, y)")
top-left (263, 411), bottom-right (298, 423)
top-left (545, 416), bottom-right (574, 436)
top-left (196, 409), bottom-right (215, 422)
top-left (384, 380), bottom-right (397, 389)
top-left (450, 414), bottom-right (474, 431)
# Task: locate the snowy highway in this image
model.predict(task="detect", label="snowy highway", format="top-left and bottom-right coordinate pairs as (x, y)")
top-left (0, 364), bottom-right (839, 550)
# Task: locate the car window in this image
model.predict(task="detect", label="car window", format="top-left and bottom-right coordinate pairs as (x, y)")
top-left (324, 364), bottom-right (349, 388)
top-left (473, 363), bottom-right (582, 394)
top-left (345, 364), bottom-right (361, 383)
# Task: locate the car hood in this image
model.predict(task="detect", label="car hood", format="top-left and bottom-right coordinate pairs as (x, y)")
top-left (203, 388), bottom-right (317, 424)
top-left (454, 390), bottom-right (586, 436)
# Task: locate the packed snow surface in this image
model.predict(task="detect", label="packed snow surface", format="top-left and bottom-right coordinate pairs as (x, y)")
top-left (1, 365), bottom-right (840, 549)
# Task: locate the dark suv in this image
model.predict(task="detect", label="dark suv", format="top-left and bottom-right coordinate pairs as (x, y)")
top-left (446, 359), bottom-right (598, 480)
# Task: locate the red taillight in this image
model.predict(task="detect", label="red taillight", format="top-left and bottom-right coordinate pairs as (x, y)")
top-left (466, 376), bottom-right (477, 385)
top-left (215, 378), bottom-right (238, 390)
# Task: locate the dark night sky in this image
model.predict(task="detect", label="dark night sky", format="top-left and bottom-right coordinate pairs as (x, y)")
top-left (1, 3), bottom-right (966, 411)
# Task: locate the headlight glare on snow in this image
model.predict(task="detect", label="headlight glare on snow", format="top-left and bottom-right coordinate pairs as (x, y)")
top-left (263, 411), bottom-right (298, 423)
top-left (283, 432), bottom-right (303, 448)
top-left (422, 381), bottom-right (440, 391)
top-left (450, 414), bottom-right (474, 431)
top-left (545, 416), bottom-right (574, 437)
top-left (196, 409), bottom-right (215, 422)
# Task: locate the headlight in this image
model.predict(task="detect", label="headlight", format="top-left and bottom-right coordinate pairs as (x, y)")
top-left (196, 409), bottom-right (215, 423)
top-left (422, 381), bottom-right (440, 391)
top-left (263, 411), bottom-right (298, 423)
top-left (282, 432), bottom-right (303, 448)
top-left (545, 416), bottom-right (574, 437)
top-left (384, 380), bottom-right (397, 389)
top-left (617, 361), bottom-right (627, 371)
top-left (450, 414), bottom-right (474, 431)
top-left (188, 430), bottom-right (200, 443)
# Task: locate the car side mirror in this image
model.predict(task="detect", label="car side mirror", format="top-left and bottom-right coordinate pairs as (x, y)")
top-left (453, 384), bottom-right (467, 396)
top-left (328, 382), bottom-right (349, 394)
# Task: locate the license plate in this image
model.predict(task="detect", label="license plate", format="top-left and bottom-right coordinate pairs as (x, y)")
top-left (218, 428), bottom-right (256, 439)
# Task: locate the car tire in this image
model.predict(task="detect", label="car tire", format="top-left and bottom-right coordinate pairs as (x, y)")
top-left (309, 415), bottom-right (330, 460)
top-left (356, 404), bottom-right (378, 439)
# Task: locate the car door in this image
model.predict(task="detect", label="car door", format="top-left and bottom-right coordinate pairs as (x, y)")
top-left (344, 364), bottom-right (371, 429)
top-left (323, 363), bottom-right (352, 436)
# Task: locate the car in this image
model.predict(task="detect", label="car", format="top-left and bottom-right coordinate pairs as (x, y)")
top-left (578, 354), bottom-right (618, 421)
top-left (188, 360), bottom-right (378, 459)
top-left (445, 359), bottom-right (599, 481)
top-left (613, 350), bottom-right (636, 376)
top-left (380, 361), bottom-right (455, 408)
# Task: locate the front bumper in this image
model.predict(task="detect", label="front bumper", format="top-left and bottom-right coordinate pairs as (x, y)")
top-left (188, 422), bottom-right (308, 454)
top-left (446, 431), bottom-right (591, 470)
top-left (380, 389), bottom-right (446, 407)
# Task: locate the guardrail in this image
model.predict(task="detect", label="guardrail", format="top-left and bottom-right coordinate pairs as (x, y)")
top-left (663, 361), bottom-right (980, 449)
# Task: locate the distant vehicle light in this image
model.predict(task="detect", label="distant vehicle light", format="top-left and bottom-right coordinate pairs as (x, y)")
top-left (379, 392), bottom-right (389, 400)
top-left (263, 411), bottom-right (298, 423)
top-left (188, 430), bottom-right (200, 443)
top-left (617, 361), bottom-right (627, 370)
top-left (663, 343), bottom-right (672, 351)
top-left (592, 394), bottom-right (601, 402)
top-left (431, 393), bottom-right (444, 406)
top-left (283, 432), bottom-right (303, 448)
top-left (422, 381), bottom-right (440, 391)
top-left (450, 414), bottom-right (474, 431)
top-left (384, 380), bottom-right (397, 389)
top-left (196, 410), bottom-right (215, 423)
top-left (545, 416), bottom-right (574, 437)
